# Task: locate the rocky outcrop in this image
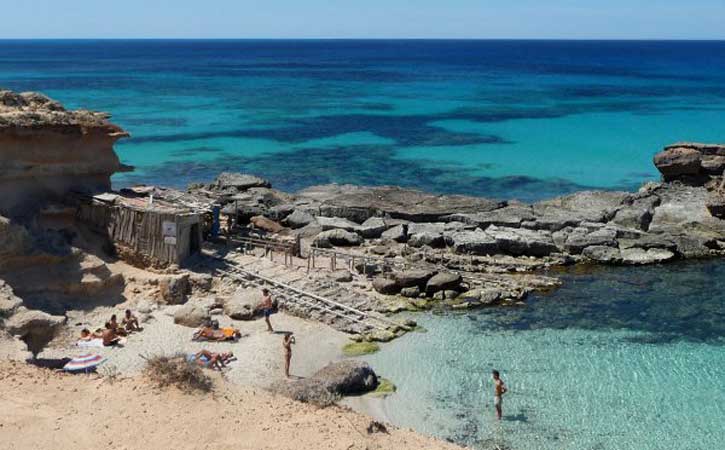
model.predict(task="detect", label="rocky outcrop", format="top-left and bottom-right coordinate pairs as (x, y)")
top-left (0, 89), bottom-right (131, 216)
top-left (4, 306), bottom-right (66, 355)
top-left (654, 143), bottom-right (725, 182)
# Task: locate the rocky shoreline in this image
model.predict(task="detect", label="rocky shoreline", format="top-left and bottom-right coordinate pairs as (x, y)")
top-left (2, 89), bottom-right (725, 359)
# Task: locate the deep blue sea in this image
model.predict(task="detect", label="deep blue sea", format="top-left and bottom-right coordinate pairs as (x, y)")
top-left (2, 40), bottom-right (725, 200)
top-left (1, 40), bottom-right (724, 449)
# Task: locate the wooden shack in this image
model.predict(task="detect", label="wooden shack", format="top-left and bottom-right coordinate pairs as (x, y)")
top-left (77, 188), bottom-right (210, 267)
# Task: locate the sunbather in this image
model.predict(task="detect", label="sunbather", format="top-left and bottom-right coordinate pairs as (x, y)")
top-left (122, 309), bottom-right (141, 332)
top-left (193, 326), bottom-right (242, 341)
top-left (101, 322), bottom-right (121, 346)
top-left (79, 328), bottom-right (102, 341)
top-left (187, 350), bottom-right (234, 370)
top-left (109, 314), bottom-right (128, 336)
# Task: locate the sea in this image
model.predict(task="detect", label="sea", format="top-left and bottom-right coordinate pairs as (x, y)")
top-left (1, 39), bottom-right (724, 449)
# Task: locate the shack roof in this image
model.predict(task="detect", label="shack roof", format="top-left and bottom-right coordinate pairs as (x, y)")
top-left (91, 185), bottom-right (218, 215)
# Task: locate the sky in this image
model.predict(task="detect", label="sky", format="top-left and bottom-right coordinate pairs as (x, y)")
top-left (2, 0), bottom-right (725, 39)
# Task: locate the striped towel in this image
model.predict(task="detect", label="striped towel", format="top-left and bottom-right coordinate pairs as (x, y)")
top-left (63, 354), bottom-right (105, 372)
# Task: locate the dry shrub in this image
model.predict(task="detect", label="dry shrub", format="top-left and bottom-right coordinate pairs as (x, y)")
top-left (144, 353), bottom-right (212, 393)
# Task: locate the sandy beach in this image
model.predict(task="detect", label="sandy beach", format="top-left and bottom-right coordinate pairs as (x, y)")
top-left (0, 360), bottom-right (462, 450)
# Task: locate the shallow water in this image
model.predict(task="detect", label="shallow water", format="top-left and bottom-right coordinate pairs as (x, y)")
top-left (362, 260), bottom-right (725, 449)
top-left (2, 40), bottom-right (725, 201)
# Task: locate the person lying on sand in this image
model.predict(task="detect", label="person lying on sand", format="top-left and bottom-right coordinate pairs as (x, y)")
top-left (101, 322), bottom-right (121, 347)
top-left (187, 350), bottom-right (234, 370)
top-left (193, 326), bottom-right (242, 341)
top-left (109, 314), bottom-right (128, 337)
top-left (79, 328), bottom-right (103, 341)
top-left (122, 309), bottom-right (141, 332)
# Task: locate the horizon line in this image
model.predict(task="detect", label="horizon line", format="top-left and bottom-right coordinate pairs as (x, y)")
top-left (1, 37), bottom-right (725, 42)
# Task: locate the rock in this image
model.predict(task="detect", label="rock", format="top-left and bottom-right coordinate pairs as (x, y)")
top-left (486, 225), bottom-right (558, 257)
top-left (267, 203), bottom-right (296, 222)
top-left (316, 216), bottom-right (360, 232)
top-left (188, 273), bottom-right (213, 292)
top-left (0, 216), bottom-right (32, 266)
top-left (135, 299), bottom-right (157, 314)
top-left (297, 184), bottom-right (503, 223)
top-left (393, 270), bottom-right (436, 288)
top-left (582, 245), bottom-right (623, 264)
top-left (701, 155), bottom-right (725, 175)
top-left (372, 278), bottom-right (400, 295)
top-left (400, 286), bottom-right (421, 298)
top-left (620, 247), bottom-right (675, 265)
top-left (4, 307), bottom-right (66, 354)
top-left (706, 192), bottom-right (725, 219)
top-left (249, 215), bottom-right (285, 233)
top-left (381, 224), bottom-right (408, 242)
top-left (329, 271), bottom-right (353, 283)
top-left (0, 89), bottom-right (130, 216)
top-left (159, 274), bottom-right (190, 305)
top-left (284, 209), bottom-right (316, 229)
top-left (446, 205), bottom-right (536, 228)
top-left (313, 229), bottom-right (363, 248)
top-left (563, 227), bottom-right (617, 254)
top-left (224, 287), bottom-right (270, 320)
top-left (653, 146), bottom-right (702, 181)
top-left (0, 279), bottom-right (22, 318)
top-left (448, 229), bottom-right (498, 255)
top-left (173, 302), bottom-right (211, 328)
top-left (426, 272), bottom-right (462, 294)
top-left (407, 231), bottom-right (446, 248)
top-left (273, 360), bottom-right (378, 404)
top-left (357, 217), bottom-right (392, 239)
top-left (213, 172), bottom-right (271, 190)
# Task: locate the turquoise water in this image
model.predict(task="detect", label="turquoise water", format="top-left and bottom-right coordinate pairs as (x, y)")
top-left (2, 40), bottom-right (725, 200)
top-left (363, 261), bottom-right (725, 449)
top-left (2, 40), bottom-right (725, 447)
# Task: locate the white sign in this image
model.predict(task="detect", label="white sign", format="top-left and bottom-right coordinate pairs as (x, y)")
top-left (164, 236), bottom-right (177, 245)
top-left (162, 221), bottom-right (177, 237)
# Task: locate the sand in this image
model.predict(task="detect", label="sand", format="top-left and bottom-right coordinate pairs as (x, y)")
top-left (0, 361), bottom-right (462, 450)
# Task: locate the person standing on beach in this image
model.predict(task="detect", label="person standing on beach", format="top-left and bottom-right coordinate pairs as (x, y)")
top-left (283, 333), bottom-right (295, 378)
top-left (261, 288), bottom-right (274, 332)
top-left (492, 370), bottom-right (508, 420)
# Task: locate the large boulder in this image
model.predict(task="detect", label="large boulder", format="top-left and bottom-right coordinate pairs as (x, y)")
top-left (653, 147), bottom-right (702, 181)
top-left (223, 287), bottom-right (270, 320)
top-left (620, 247), bottom-right (676, 265)
top-left (249, 215), bottom-right (285, 233)
top-left (381, 224), bottom-right (408, 242)
top-left (284, 209), bottom-right (316, 229)
top-left (173, 302), bottom-right (211, 328)
top-left (372, 278), bottom-right (400, 295)
top-left (272, 360), bottom-right (378, 406)
top-left (313, 229), bottom-right (363, 248)
top-left (448, 229), bottom-right (498, 255)
top-left (407, 231), bottom-right (446, 248)
top-left (159, 274), bottom-right (190, 305)
top-left (582, 245), bottom-right (623, 264)
top-left (214, 172), bottom-right (271, 191)
top-left (425, 272), bottom-right (462, 295)
top-left (356, 217), bottom-right (392, 239)
top-left (4, 307), bottom-right (66, 354)
top-left (393, 270), bottom-right (436, 288)
top-left (562, 227), bottom-right (617, 254)
top-left (316, 216), bottom-right (360, 232)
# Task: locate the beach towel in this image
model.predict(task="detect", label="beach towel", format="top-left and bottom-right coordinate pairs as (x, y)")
top-left (77, 338), bottom-right (104, 348)
top-left (63, 354), bottom-right (105, 372)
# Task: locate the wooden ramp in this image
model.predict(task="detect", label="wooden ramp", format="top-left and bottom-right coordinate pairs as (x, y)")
top-left (209, 255), bottom-right (409, 336)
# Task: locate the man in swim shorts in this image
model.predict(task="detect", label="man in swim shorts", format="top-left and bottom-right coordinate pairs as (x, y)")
top-left (260, 288), bottom-right (274, 332)
top-left (492, 369), bottom-right (507, 420)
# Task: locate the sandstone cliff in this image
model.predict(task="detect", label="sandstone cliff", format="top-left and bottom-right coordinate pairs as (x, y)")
top-left (0, 89), bottom-right (131, 216)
